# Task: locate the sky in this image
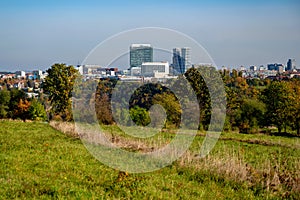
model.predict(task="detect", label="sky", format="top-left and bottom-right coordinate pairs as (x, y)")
top-left (0, 0), bottom-right (300, 71)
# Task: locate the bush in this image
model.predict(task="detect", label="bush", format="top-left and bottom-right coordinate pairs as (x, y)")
top-left (129, 106), bottom-right (151, 126)
top-left (28, 99), bottom-right (47, 121)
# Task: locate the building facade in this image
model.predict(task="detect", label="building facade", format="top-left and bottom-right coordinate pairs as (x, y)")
top-left (130, 67), bottom-right (141, 76)
top-left (249, 66), bottom-right (257, 71)
top-left (15, 71), bottom-right (26, 78)
top-left (267, 63), bottom-right (284, 73)
top-left (287, 59), bottom-right (296, 71)
top-left (33, 70), bottom-right (43, 79)
top-left (130, 44), bottom-right (153, 69)
top-left (141, 62), bottom-right (169, 77)
top-left (172, 47), bottom-right (191, 75)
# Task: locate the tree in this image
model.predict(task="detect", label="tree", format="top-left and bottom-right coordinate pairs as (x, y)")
top-left (95, 79), bottom-right (117, 125)
top-left (262, 81), bottom-right (294, 134)
top-left (43, 63), bottom-right (79, 121)
top-left (129, 106), bottom-right (151, 126)
top-left (0, 90), bottom-right (10, 118)
top-left (14, 99), bottom-right (31, 121)
top-left (8, 89), bottom-right (26, 118)
top-left (153, 92), bottom-right (181, 129)
top-left (28, 99), bottom-right (47, 121)
top-left (289, 80), bottom-right (300, 136)
top-left (236, 99), bottom-right (266, 134)
top-left (95, 93), bottom-right (114, 125)
top-left (185, 68), bottom-right (211, 130)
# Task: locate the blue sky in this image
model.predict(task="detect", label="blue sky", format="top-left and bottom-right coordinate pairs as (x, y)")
top-left (0, 0), bottom-right (300, 71)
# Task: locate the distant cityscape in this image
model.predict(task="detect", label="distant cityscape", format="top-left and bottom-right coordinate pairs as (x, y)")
top-left (0, 43), bottom-right (299, 98)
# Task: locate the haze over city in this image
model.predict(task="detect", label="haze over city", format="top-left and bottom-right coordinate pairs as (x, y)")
top-left (0, 0), bottom-right (300, 71)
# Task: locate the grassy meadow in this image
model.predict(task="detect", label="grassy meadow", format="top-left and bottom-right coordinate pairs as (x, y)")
top-left (0, 120), bottom-right (299, 199)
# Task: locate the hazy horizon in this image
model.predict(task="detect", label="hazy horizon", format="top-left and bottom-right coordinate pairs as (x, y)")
top-left (1, 0), bottom-right (300, 71)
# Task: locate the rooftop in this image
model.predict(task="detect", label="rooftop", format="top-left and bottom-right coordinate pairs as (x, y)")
top-left (130, 44), bottom-right (152, 48)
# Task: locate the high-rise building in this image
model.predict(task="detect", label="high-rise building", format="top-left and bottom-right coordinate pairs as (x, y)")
top-left (130, 44), bottom-right (153, 69)
top-left (172, 47), bottom-right (191, 74)
top-left (287, 59), bottom-right (296, 71)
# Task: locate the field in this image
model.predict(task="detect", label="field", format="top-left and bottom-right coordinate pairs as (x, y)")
top-left (0, 121), bottom-right (299, 199)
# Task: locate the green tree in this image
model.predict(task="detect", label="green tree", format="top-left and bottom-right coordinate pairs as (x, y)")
top-left (129, 106), bottom-right (151, 126)
top-left (43, 63), bottom-right (79, 121)
top-left (153, 92), bottom-right (181, 129)
top-left (236, 99), bottom-right (266, 134)
top-left (185, 67), bottom-right (211, 130)
top-left (262, 81), bottom-right (294, 134)
top-left (289, 80), bottom-right (300, 135)
top-left (28, 99), bottom-right (47, 121)
top-left (0, 90), bottom-right (11, 118)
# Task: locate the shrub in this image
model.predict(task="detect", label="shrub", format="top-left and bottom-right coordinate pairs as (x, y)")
top-left (28, 99), bottom-right (47, 121)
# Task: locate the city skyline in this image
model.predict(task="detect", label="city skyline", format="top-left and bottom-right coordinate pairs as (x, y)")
top-left (0, 0), bottom-right (300, 71)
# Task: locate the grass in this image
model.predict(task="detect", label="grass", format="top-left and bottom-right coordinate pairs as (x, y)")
top-left (0, 120), bottom-right (299, 199)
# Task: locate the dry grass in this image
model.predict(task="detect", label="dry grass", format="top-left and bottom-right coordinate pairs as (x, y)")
top-left (178, 149), bottom-right (300, 198)
top-left (49, 121), bottom-right (168, 152)
top-left (179, 150), bottom-right (249, 182)
top-left (49, 121), bottom-right (78, 138)
top-left (50, 121), bottom-right (300, 198)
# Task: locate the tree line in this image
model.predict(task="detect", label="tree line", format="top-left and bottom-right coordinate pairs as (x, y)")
top-left (93, 67), bottom-right (300, 136)
top-left (1, 63), bottom-right (299, 136)
top-left (0, 89), bottom-right (47, 121)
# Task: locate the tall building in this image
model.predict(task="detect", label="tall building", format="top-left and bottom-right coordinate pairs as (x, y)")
top-left (287, 59), bottom-right (296, 71)
top-left (130, 44), bottom-right (153, 69)
top-left (172, 47), bottom-right (191, 74)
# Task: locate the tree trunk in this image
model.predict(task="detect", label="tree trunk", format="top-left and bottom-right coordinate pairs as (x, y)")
top-left (278, 126), bottom-right (282, 134)
top-left (284, 124), bottom-right (287, 134)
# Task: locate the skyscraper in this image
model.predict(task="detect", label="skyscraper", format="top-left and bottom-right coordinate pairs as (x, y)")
top-left (172, 47), bottom-right (191, 74)
top-left (287, 59), bottom-right (296, 71)
top-left (130, 44), bottom-right (153, 69)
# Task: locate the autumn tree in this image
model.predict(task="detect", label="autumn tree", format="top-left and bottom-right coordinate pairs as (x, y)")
top-left (94, 79), bottom-right (117, 125)
top-left (14, 99), bottom-right (31, 121)
top-left (8, 89), bottom-right (26, 118)
top-left (43, 63), bottom-right (79, 121)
